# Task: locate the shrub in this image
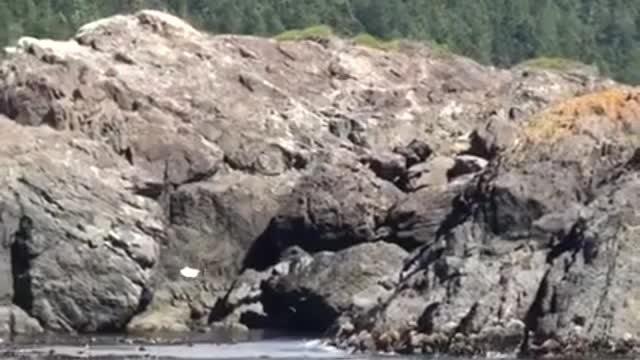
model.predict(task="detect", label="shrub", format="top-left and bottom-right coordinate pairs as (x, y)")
top-left (523, 88), bottom-right (640, 143)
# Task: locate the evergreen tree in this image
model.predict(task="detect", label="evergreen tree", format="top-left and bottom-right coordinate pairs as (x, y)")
top-left (534, 0), bottom-right (561, 55)
top-left (0, 2), bottom-right (9, 49)
top-left (1, 0), bottom-right (640, 84)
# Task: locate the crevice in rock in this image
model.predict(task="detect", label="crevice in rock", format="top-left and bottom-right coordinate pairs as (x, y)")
top-left (460, 130), bottom-right (498, 160)
top-left (417, 302), bottom-right (441, 334)
top-left (208, 280), bottom-right (239, 324)
top-left (260, 283), bottom-right (337, 334)
top-left (399, 242), bottom-right (446, 283)
top-left (158, 159), bottom-right (179, 220)
top-left (276, 45), bottom-right (297, 61)
top-left (120, 147), bottom-right (134, 165)
top-left (588, 225), bottom-right (621, 334)
top-left (547, 218), bottom-right (588, 264)
top-left (446, 301), bottom-right (479, 348)
top-left (208, 277), bottom-right (269, 329)
top-left (238, 74), bottom-right (255, 93)
top-left (520, 269), bottom-right (551, 356)
top-left (136, 286), bottom-right (153, 315)
top-left (11, 216), bottom-right (36, 315)
top-left (434, 190), bottom-right (477, 240)
top-left (241, 219), bottom-right (287, 272)
top-left (17, 177), bottom-right (64, 213)
top-left (132, 182), bottom-right (166, 200)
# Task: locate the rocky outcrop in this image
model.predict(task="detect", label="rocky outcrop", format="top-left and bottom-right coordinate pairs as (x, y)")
top-left (0, 120), bottom-right (160, 333)
top-left (329, 90), bottom-right (640, 356)
top-left (0, 9), bottom-right (638, 357)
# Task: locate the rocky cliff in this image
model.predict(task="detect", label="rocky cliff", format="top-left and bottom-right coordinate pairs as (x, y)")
top-left (0, 10), bottom-right (639, 357)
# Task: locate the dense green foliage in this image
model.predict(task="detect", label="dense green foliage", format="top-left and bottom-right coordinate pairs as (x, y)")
top-left (2, 0), bottom-right (640, 83)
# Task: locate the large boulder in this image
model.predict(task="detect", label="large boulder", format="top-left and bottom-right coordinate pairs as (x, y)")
top-left (261, 242), bottom-right (407, 332)
top-left (0, 306), bottom-right (43, 337)
top-left (244, 164), bottom-right (402, 270)
top-left (0, 119), bottom-right (162, 332)
top-left (163, 172), bottom-right (295, 284)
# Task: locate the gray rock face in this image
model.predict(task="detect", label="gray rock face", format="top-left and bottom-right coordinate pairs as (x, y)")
top-left (332, 90), bottom-right (640, 356)
top-left (0, 9), bottom-right (637, 357)
top-left (0, 120), bottom-right (161, 332)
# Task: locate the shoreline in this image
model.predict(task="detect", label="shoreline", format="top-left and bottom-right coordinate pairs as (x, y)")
top-left (0, 329), bottom-right (322, 347)
top-left (0, 327), bottom-right (637, 360)
top-left (3, 340), bottom-right (639, 360)
top-left (0, 338), bottom-right (351, 360)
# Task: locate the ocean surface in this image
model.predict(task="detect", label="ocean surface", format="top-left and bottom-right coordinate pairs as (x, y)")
top-left (9, 339), bottom-right (518, 360)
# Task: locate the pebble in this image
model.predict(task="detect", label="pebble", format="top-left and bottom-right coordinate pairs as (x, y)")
top-left (506, 319), bottom-right (525, 333)
top-left (624, 332), bottom-right (634, 342)
top-left (338, 321), bottom-right (355, 336)
top-left (357, 330), bottom-right (375, 351)
top-left (540, 338), bottom-right (562, 354)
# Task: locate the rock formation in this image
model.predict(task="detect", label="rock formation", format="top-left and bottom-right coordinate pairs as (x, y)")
top-left (0, 9), bottom-right (638, 357)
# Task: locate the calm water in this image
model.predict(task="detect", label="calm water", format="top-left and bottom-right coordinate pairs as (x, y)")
top-left (11, 339), bottom-right (517, 359)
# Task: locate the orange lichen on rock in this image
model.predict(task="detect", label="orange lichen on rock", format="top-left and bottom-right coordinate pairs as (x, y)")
top-left (522, 88), bottom-right (640, 144)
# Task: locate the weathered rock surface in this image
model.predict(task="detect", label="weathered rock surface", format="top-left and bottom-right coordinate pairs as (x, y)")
top-left (261, 242), bottom-right (406, 332)
top-left (0, 120), bottom-right (161, 333)
top-left (0, 9), bottom-right (638, 357)
top-left (331, 90), bottom-right (640, 356)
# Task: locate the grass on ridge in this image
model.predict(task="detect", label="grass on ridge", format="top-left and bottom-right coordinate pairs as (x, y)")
top-left (352, 33), bottom-right (400, 51)
top-left (518, 56), bottom-right (590, 72)
top-left (273, 25), bottom-right (333, 41)
top-left (272, 25), bottom-right (456, 58)
top-left (424, 40), bottom-right (454, 59)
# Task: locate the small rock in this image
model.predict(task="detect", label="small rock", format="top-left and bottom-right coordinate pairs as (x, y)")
top-left (409, 332), bottom-right (426, 348)
top-left (338, 321), bottom-right (355, 337)
top-left (114, 51), bottom-right (136, 65)
top-left (446, 155), bottom-right (488, 180)
top-left (361, 152), bottom-right (406, 184)
top-left (462, 129), bottom-right (498, 159)
top-left (506, 319), bottom-right (525, 333)
top-left (377, 330), bottom-right (400, 351)
top-left (347, 334), bottom-right (359, 348)
top-left (357, 331), bottom-right (375, 351)
top-left (441, 321), bottom-right (459, 336)
top-left (540, 338), bottom-right (562, 354)
top-left (105, 67), bottom-right (118, 77)
top-left (394, 139), bottom-right (433, 168)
